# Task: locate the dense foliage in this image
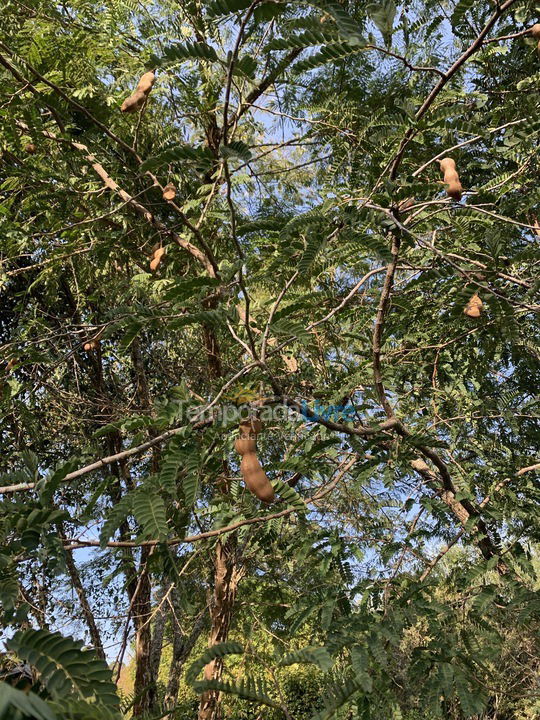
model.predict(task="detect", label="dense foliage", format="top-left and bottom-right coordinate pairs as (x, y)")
top-left (1, 0), bottom-right (539, 718)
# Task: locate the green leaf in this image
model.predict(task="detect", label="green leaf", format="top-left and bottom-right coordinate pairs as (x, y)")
top-left (298, 234), bottom-right (327, 276)
top-left (193, 676), bottom-right (280, 709)
top-left (271, 479), bottom-right (306, 511)
top-left (0, 682), bottom-right (56, 720)
top-left (159, 438), bottom-right (186, 494)
top-left (350, 645), bottom-right (373, 692)
top-left (140, 145), bottom-right (213, 172)
top-left (220, 141), bottom-right (252, 162)
top-left (279, 645), bottom-right (333, 672)
top-left (6, 630), bottom-right (120, 710)
top-left (186, 642), bottom-right (244, 685)
top-left (149, 42), bottom-right (219, 69)
top-left (451, 0), bottom-right (476, 29)
top-left (99, 494), bottom-right (133, 548)
top-left (366, 1), bottom-right (396, 46)
top-left (309, 676), bottom-right (363, 720)
top-left (293, 43), bottom-right (365, 73)
top-left (133, 490), bottom-right (168, 540)
top-left (207, 0), bottom-right (253, 17)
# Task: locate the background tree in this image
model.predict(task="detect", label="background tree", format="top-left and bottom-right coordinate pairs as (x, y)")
top-left (0, 0), bottom-right (539, 718)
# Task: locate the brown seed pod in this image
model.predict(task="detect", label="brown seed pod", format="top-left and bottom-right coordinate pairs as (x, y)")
top-left (6, 358), bottom-right (18, 373)
top-left (234, 435), bottom-right (257, 455)
top-left (120, 70), bottom-right (156, 113)
top-left (284, 355), bottom-right (298, 373)
top-left (235, 418), bottom-right (273, 502)
top-left (239, 417), bottom-right (263, 436)
top-left (120, 89), bottom-right (147, 113)
top-left (136, 70), bottom-right (156, 94)
top-left (438, 157), bottom-right (463, 201)
top-left (149, 246), bottom-right (165, 272)
top-left (530, 23), bottom-right (540, 38)
top-left (24, 143), bottom-right (37, 154)
top-left (464, 292), bottom-right (483, 318)
top-left (240, 453), bottom-right (275, 504)
top-left (162, 183), bottom-right (176, 201)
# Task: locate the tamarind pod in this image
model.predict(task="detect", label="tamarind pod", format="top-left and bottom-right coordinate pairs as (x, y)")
top-left (464, 293), bottom-right (483, 318)
top-left (530, 23), bottom-right (540, 38)
top-left (24, 143), bottom-right (36, 154)
top-left (240, 453), bottom-right (275, 503)
top-left (120, 90), bottom-right (147, 113)
top-left (162, 183), bottom-right (176, 201)
top-left (6, 358), bottom-right (18, 373)
top-left (136, 70), bottom-right (156, 94)
top-left (239, 417), bottom-right (263, 436)
top-left (439, 158), bottom-right (463, 201)
top-left (439, 157), bottom-right (457, 173)
top-left (234, 435), bottom-right (257, 455)
top-left (149, 246), bottom-right (165, 272)
top-left (83, 339), bottom-right (99, 351)
top-left (532, 216), bottom-right (540, 238)
top-left (446, 181), bottom-right (463, 201)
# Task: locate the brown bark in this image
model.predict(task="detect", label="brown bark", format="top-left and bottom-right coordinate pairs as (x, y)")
top-left (132, 546), bottom-right (155, 716)
top-left (60, 525), bottom-right (105, 659)
top-left (129, 339), bottom-right (161, 716)
top-left (164, 598), bottom-right (207, 715)
top-left (198, 541), bottom-right (244, 720)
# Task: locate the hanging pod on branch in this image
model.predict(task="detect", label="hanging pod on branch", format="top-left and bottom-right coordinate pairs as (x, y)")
top-left (120, 70), bottom-right (156, 113)
top-left (530, 23), bottom-right (540, 51)
top-left (162, 183), bottom-right (176, 201)
top-left (234, 418), bottom-right (274, 504)
top-left (438, 157), bottom-right (463, 201)
top-left (5, 358), bottom-right (19, 373)
top-left (464, 292), bottom-right (483, 318)
top-left (149, 245), bottom-right (165, 272)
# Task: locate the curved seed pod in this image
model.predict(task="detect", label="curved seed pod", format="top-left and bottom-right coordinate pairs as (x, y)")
top-left (530, 23), bottom-right (540, 38)
top-left (464, 292), bottom-right (483, 318)
top-left (162, 183), bottom-right (176, 201)
top-left (234, 435), bottom-right (257, 455)
top-left (6, 358), bottom-right (19, 373)
top-left (24, 143), bottom-right (37, 154)
top-left (137, 70), bottom-right (156, 94)
top-left (150, 246), bottom-right (165, 272)
top-left (240, 454), bottom-right (275, 503)
top-left (438, 157), bottom-right (463, 201)
top-left (121, 89), bottom-right (147, 113)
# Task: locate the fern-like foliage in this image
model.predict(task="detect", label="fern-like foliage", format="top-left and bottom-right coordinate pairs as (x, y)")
top-left (271, 479), bottom-right (306, 511)
top-left (186, 642), bottom-right (244, 685)
top-left (140, 145), bottom-right (213, 172)
top-left (6, 631), bottom-right (120, 712)
top-left (278, 645), bottom-right (333, 672)
top-left (132, 489), bottom-right (168, 541)
top-left (149, 41), bottom-right (219, 69)
top-left (0, 681), bottom-right (56, 720)
top-left (193, 676), bottom-right (281, 709)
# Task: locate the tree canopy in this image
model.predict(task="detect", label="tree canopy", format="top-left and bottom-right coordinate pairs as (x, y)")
top-left (0, 0), bottom-right (539, 718)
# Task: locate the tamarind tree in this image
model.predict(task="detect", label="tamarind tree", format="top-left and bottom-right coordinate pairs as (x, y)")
top-left (1, 0), bottom-right (539, 718)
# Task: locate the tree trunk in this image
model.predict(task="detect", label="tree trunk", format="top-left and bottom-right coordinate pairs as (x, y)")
top-left (60, 525), bottom-right (105, 659)
top-left (164, 602), bottom-right (207, 715)
top-left (197, 540), bottom-right (243, 720)
top-left (132, 546), bottom-right (155, 716)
